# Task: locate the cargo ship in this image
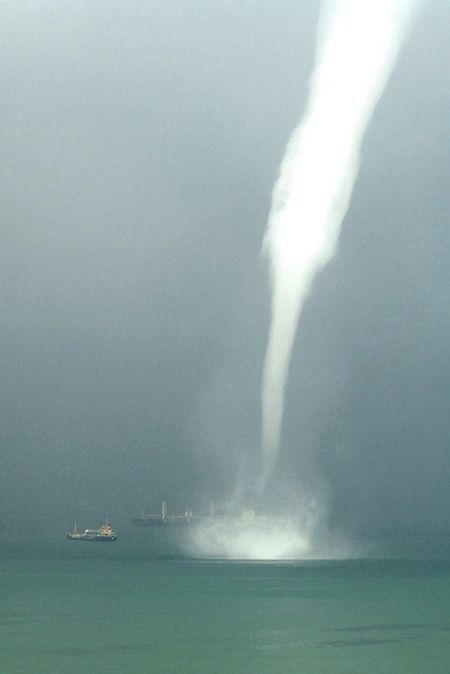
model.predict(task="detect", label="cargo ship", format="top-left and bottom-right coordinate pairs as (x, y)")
top-left (67, 521), bottom-right (118, 541)
top-left (132, 501), bottom-right (194, 528)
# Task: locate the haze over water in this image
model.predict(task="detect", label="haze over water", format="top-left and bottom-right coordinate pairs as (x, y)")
top-left (1, 0), bottom-right (450, 614)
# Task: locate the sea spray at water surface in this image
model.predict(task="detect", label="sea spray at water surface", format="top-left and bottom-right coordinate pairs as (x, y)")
top-left (182, 499), bottom-right (354, 560)
top-left (261, 0), bottom-right (421, 483)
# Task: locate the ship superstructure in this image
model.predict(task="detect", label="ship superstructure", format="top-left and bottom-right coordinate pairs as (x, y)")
top-left (132, 501), bottom-right (195, 528)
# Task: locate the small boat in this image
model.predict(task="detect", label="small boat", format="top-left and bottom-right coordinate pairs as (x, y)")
top-left (67, 521), bottom-right (118, 542)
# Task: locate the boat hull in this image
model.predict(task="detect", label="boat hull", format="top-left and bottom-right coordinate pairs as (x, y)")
top-left (67, 533), bottom-right (117, 541)
top-left (66, 522), bottom-right (118, 541)
top-left (132, 516), bottom-right (191, 528)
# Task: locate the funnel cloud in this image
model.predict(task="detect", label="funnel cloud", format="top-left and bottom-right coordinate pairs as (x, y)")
top-left (261, 0), bottom-right (421, 482)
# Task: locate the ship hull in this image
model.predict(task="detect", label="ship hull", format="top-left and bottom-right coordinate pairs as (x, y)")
top-left (67, 533), bottom-right (117, 541)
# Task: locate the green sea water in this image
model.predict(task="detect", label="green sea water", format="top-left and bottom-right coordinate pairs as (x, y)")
top-left (1, 540), bottom-right (450, 673)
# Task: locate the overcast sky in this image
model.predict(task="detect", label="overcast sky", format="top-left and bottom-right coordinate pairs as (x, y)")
top-left (2, 1), bottom-right (450, 543)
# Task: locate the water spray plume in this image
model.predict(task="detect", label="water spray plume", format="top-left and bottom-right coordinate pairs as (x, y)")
top-left (260, 0), bottom-right (421, 485)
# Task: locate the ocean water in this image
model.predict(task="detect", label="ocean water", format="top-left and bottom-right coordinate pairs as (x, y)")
top-left (1, 538), bottom-right (450, 673)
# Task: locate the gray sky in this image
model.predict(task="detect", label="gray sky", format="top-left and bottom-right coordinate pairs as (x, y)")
top-left (2, 1), bottom-right (450, 543)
